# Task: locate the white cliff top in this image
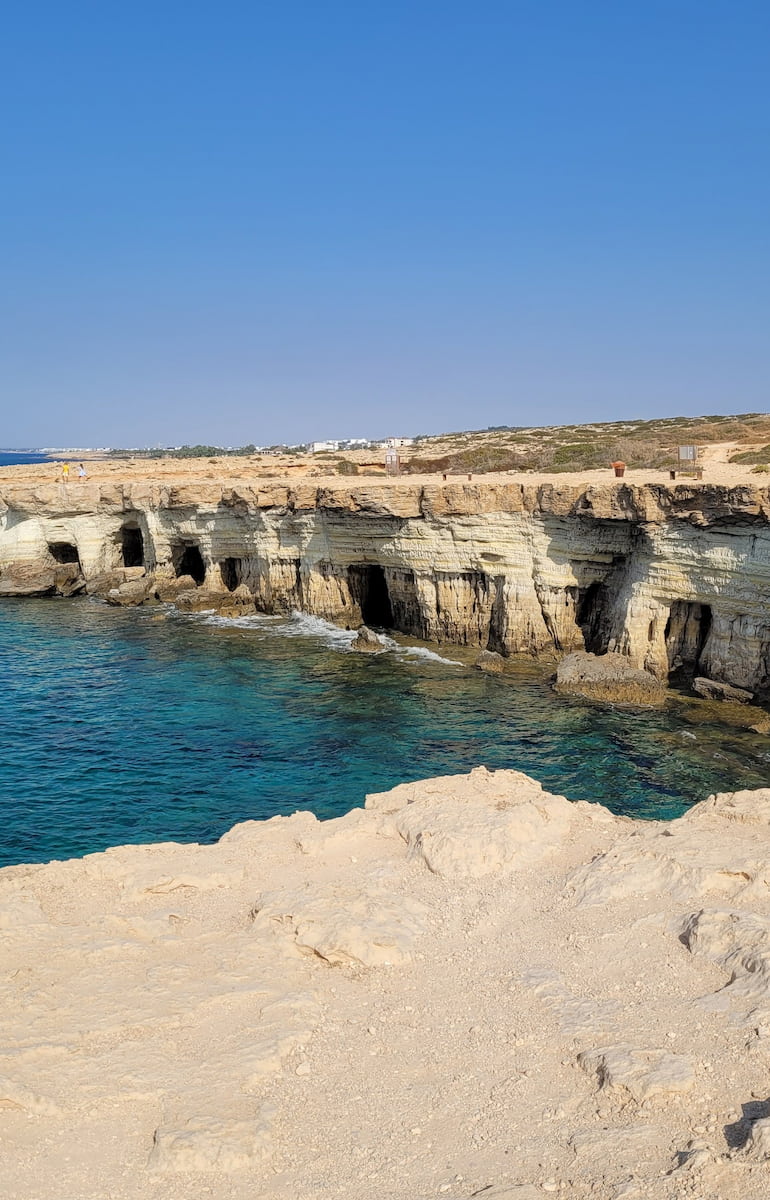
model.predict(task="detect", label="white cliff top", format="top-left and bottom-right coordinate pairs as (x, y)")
top-left (4, 767), bottom-right (770, 1198)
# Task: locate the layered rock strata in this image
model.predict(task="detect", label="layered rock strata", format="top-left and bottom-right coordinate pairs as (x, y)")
top-left (5, 768), bottom-right (770, 1198)
top-left (2, 476), bottom-right (770, 692)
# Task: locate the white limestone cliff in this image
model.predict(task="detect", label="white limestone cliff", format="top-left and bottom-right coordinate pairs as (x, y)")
top-left (2, 476), bottom-right (770, 692)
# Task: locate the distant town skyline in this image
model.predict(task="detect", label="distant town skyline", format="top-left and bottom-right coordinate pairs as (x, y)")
top-left (2, 3), bottom-right (768, 447)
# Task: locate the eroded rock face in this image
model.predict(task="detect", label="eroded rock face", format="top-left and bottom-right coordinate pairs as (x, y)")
top-left (4, 476), bottom-right (770, 692)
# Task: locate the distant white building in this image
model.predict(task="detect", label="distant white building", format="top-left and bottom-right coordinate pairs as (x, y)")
top-left (385, 436), bottom-right (414, 449)
top-left (310, 440), bottom-right (340, 453)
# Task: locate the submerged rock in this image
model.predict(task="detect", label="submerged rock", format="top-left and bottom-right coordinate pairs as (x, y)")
top-left (475, 649), bottom-right (505, 673)
top-left (554, 650), bottom-right (667, 707)
top-left (693, 676), bottom-right (754, 704)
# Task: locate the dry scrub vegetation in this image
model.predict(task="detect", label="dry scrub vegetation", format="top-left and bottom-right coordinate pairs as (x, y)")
top-left (403, 412), bottom-right (770, 475)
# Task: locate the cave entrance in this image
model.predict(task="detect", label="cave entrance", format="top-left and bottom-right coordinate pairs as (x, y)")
top-left (48, 542), bottom-right (80, 566)
top-left (120, 525), bottom-right (144, 568)
top-left (220, 557), bottom-right (241, 592)
top-left (348, 564), bottom-right (393, 628)
top-left (173, 543), bottom-right (206, 586)
top-left (576, 581), bottom-right (612, 654)
top-left (665, 601), bottom-right (712, 676)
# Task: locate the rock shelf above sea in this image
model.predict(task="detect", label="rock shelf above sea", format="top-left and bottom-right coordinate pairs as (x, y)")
top-left (3, 472), bottom-right (770, 697)
top-left (4, 766), bottom-right (770, 1199)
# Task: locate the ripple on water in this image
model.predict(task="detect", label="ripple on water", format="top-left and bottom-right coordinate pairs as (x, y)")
top-left (0, 597), bottom-right (768, 867)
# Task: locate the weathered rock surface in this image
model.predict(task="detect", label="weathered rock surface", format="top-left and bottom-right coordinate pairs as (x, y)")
top-left (105, 577), bottom-right (154, 606)
top-left (693, 675), bottom-right (754, 703)
top-left (555, 650), bottom-right (668, 706)
top-left (7, 766), bottom-right (770, 1197)
top-left (350, 624), bottom-right (384, 652)
top-left (4, 475), bottom-right (770, 692)
top-left (475, 648), bottom-right (505, 672)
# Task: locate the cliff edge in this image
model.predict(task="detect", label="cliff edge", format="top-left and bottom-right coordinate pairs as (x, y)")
top-left (4, 767), bottom-right (770, 1198)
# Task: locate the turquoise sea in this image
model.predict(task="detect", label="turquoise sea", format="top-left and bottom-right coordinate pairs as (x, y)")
top-left (1, 597), bottom-right (769, 868)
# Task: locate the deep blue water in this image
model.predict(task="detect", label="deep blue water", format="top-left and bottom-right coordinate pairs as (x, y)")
top-left (0, 450), bottom-right (51, 467)
top-left (1, 598), bottom-right (769, 867)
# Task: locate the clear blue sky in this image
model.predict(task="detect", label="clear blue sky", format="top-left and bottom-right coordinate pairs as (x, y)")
top-left (2, 1), bottom-right (768, 447)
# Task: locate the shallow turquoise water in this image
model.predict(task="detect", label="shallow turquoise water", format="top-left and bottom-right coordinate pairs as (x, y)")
top-left (2, 598), bottom-right (769, 867)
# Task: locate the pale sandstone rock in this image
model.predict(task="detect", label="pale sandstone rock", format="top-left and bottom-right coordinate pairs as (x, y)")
top-left (680, 908), bottom-right (770, 1015)
top-left (673, 1137), bottom-right (712, 1171)
top-left (81, 841), bottom-right (245, 900)
top-left (154, 573), bottom-right (197, 600)
top-left (215, 582), bottom-right (256, 617)
top-left (148, 1107), bottom-right (275, 1172)
top-left (6, 769), bottom-right (770, 1198)
top-left (744, 1116), bottom-right (770, 1160)
top-left (684, 786), bottom-right (770, 826)
top-left (569, 805), bottom-right (770, 907)
top-left (555, 650), bottom-right (667, 707)
top-left (577, 1045), bottom-right (696, 1101)
top-left (174, 587), bottom-right (223, 612)
top-left (252, 884), bottom-right (428, 966)
top-left (0, 1077), bottom-right (61, 1116)
top-left (105, 578), bottom-right (153, 606)
top-left (368, 766), bottom-right (590, 879)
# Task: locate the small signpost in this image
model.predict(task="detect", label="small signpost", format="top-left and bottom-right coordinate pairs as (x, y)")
top-left (670, 445), bottom-right (703, 480)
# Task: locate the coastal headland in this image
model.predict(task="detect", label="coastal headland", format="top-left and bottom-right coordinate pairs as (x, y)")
top-left (4, 461), bottom-right (770, 1198)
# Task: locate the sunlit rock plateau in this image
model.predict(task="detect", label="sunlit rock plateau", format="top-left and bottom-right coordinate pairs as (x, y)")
top-left (4, 767), bottom-right (770, 1198)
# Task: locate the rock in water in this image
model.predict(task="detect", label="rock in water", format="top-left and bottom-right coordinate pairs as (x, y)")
top-left (105, 578), bottom-right (153, 607)
top-left (693, 676), bottom-right (754, 704)
top-left (475, 649), bottom-right (505, 673)
top-left (350, 625), bottom-right (384, 653)
top-left (216, 584), bottom-right (256, 619)
top-left (554, 650), bottom-right (666, 707)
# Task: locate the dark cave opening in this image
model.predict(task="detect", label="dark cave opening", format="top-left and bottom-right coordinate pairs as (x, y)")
top-left (348, 564), bottom-right (394, 628)
top-left (220, 557), bottom-right (241, 592)
top-left (665, 600), bottom-right (712, 676)
top-left (48, 542), bottom-right (80, 566)
top-left (120, 525), bottom-right (144, 568)
top-left (576, 581), bottom-right (611, 654)
top-left (173, 543), bottom-right (206, 586)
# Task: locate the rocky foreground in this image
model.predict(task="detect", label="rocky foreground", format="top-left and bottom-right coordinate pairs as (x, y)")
top-left (4, 771), bottom-right (770, 1199)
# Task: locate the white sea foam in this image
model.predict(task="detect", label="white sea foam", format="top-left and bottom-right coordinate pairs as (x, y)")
top-left (201, 612), bottom-right (283, 629)
top-left (399, 646), bottom-right (463, 666)
top-left (278, 612), bottom-right (360, 649)
top-left (196, 607), bottom-right (460, 663)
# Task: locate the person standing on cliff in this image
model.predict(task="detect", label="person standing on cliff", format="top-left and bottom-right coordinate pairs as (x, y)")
top-left (77, 463), bottom-right (87, 480)
top-left (61, 462), bottom-right (70, 482)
